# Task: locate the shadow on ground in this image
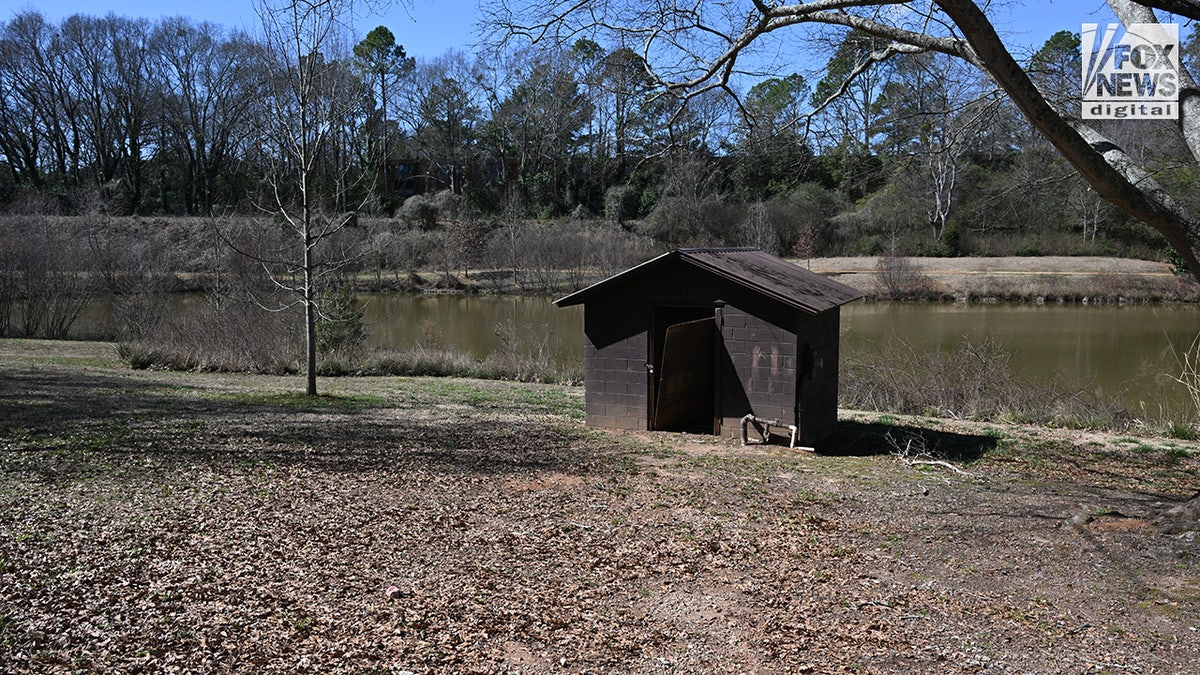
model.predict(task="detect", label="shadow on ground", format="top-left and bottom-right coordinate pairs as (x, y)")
top-left (821, 419), bottom-right (997, 461)
top-left (0, 368), bottom-right (601, 479)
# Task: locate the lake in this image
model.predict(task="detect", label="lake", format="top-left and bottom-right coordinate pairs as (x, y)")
top-left (75, 292), bottom-right (1200, 414)
top-left (360, 294), bottom-right (1199, 415)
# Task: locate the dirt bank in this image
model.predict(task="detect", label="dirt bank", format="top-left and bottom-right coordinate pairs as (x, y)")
top-left (803, 256), bottom-right (1200, 302)
top-left (1, 340), bottom-right (1197, 673)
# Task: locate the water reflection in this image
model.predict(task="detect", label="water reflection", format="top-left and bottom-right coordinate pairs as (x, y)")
top-left (840, 302), bottom-right (1198, 416)
top-left (79, 292), bottom-right (1200, 414)
top-left (363, 294), bottom-right (584, 365)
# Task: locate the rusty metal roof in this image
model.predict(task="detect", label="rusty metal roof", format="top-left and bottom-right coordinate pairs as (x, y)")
top-left (555, 247), bottom-right (864, 314)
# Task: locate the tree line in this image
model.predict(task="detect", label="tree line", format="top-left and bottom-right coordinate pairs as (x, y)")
top-left (0, 9), bottom-right (1195, 260)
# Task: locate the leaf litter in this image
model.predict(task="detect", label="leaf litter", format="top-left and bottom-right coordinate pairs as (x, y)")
top-left (0, 342), bottom-right (1198, 673)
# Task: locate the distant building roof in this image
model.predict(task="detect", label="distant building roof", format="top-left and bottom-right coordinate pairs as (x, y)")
top-left (555, 247), bottom-right (864, 314)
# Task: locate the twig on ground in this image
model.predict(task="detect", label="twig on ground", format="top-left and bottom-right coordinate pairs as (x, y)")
top-left (887, 433), bottom-right (982, 480)
top-left (903, 458), bottom-right (979, 478)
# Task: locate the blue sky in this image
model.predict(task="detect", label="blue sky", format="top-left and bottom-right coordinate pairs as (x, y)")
top-left (1, 0), bottom-right (1137, 61)
top-left (3, 0), bottom-right (486, 59)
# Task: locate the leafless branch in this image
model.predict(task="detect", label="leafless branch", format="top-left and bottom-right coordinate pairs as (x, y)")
top-left (887, 431), bottom-right (982, 479)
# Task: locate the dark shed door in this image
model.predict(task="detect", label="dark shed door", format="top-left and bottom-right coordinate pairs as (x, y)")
top-left (652, 317), bottom-right (716, 432)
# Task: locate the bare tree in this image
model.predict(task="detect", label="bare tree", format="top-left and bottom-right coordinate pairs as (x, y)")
top-left (0, 12), bottom-right (85, 188)
top-left (490, 0), bottom-right (1200, 281)
top-left (878, 53), bottom-right (1001, 241)
top-left (153, 19), bottom-right (263, 215)
top-left (1068, 181), bottom-right (1109, 242)
top-left (249, 0), bottom-right (375, 396)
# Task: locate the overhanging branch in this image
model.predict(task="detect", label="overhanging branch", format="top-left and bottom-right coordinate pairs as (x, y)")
top-left (936, 0), bottom-right (1200, 277)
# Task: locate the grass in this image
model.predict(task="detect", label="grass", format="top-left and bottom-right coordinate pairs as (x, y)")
top-left (0, 339), bottom-right (118, 368)
top-left (841, 336), bottom-right (1133, 431)
top-left (1164, 421), bottom-right (1199, 440)
top-left (5, 422), bottom-right (132, 454)
top-left (218, 391), bottom-right (390, 409)
top-left (121, 340), bottom-right (585, 386)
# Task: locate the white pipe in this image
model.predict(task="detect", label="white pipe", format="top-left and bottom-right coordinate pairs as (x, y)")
top-left (740, 413), bottom-right (813, 451)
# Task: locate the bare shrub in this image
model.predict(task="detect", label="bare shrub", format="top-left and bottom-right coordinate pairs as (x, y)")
top-left (841, 336), bottom-right (1128, 429)
top-left (736, 186), bottom-right (845, 258)
top-left (398, 194), bottom-right (439, 229)
top-left (444, 216), bottom-right (491, 277)
top-left (2, 188), bottom-right (64, 216)
top-left (588, 227), bottom-right (660, 280)
top-left (86, 220), bottom-right (181, 341)
top-left (483, 221), bottom-right (567, 293)
top-left (642, 195), bottom-right (743, 247)
top-left (0, 233), bottom-right (18, 336)
top-left (119, 297), bottom-right (303, 373)
top-left (396, 230), bottom-right (444, 275)
top-left (874, 255), bottom-right (933, 300)
top-left (430, 190), bottom-right (465, 222)
top-left (0, 216), bottom-right (98, 338)
top-left (740, 202), bottom-right (780, 254)
top-left (483, 220), bottom-right (661, 294)
top-left (477, 319), bottom-right (572, 383)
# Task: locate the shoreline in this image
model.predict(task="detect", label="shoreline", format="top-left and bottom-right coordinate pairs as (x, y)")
top-left (342, 255), bottom-right (1200, 304)
top-left (807, 255), bottom-right (1200, 303)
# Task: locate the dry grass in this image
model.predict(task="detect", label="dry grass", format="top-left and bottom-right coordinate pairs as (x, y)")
top-left (118, 305), bottom-right (583, 385)
top-left (809, 256), bottom-right (1200, 302)
top-left (841, 336), bottom-right (1131, 429)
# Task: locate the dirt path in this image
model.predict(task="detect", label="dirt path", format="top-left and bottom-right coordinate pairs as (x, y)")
top-left (1, 340), bottom-right (1197, 673)
top-left (810, 256), bottom-right (1175, 276)
top-left (801, 256), bottom-right (1199, 301)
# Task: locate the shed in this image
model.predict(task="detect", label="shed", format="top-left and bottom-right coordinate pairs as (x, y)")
top-left (555, 247), bottom-right (864, 447)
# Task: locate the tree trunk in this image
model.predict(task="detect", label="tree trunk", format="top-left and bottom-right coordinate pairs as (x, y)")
top-left (935, 0), bottom-right (1200, 280)
top-left (305, 263), bottom-right (318, 396)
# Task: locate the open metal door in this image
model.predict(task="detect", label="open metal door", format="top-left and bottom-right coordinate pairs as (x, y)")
top-left (651, 317), bottom-right (716, 432)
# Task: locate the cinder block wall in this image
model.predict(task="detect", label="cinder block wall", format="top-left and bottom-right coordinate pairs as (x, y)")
top-left (717, 303), bottom-right (798, 436)
top-left (578, 261), bottom-right (843, 445)
top-left (795, 309), bottom-right (841, 446)
top-left (582, 299), bottom-right (648, 430)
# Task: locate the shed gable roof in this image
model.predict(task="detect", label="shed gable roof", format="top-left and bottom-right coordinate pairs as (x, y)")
top-left (554, 247), bottom-right (863, 314)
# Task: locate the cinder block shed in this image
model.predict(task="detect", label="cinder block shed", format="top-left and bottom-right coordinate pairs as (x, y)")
top-left (555, 247), bottom-right (863, 447)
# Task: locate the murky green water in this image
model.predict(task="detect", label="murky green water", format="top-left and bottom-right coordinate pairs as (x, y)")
top-left (839, 302), bottom-right (1200, 417)
top-left (361, 295), bottom-right (1200, 414)
top-left (79, 293), bottom-right (1200, 413)
top-left (362, 294), bottom-right (584, 364)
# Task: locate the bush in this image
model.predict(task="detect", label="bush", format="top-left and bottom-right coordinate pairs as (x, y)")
top-left (738, 202), bottom-right (780, 254)
top-left (642, 195), bottom-right (743, 247)
top-left (0, 216), bottom-right (99, 338)
top-left (119, 296), bottom-right (303, 374)
top-left (604, 185), bottom-right (639, 227)
top-left (484, 220), bottom-right (660, 293)
top-left (874, 255), bottom-right (933, 300)
top-left (399, 194), bottom-right (439, 229)
top-left (431, 190), bottom-right (466, 221)
top-left (770, 184), bottom-right (845, 256)
top-left (316, 283), bottom-right (367, 355)
top-left (841, 336), bottom-right (1129, 429)
top-left (939, 220), bottom-right (963, 256)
